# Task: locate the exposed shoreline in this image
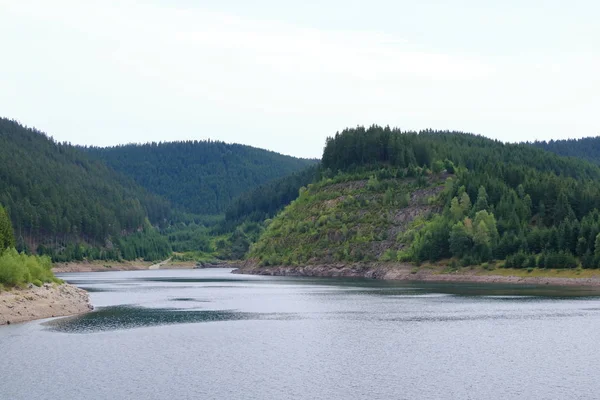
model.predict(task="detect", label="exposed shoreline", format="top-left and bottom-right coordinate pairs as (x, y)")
top-left (6, 261), bottom-right (597, 326)
top-left (235, 262), bottom-right (600, 287)
top-left (52, 259), bottom-right (242, 273)
top-left (0, 283), bottom-right (93, 326)
top-left (52, 259), bottom-right (198, 273)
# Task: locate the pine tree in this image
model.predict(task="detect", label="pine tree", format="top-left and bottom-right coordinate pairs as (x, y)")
top-left (0, 205), bottom-right (16, 250)
top-left (449, 221), bottom-right (472, 258)
top-left (554, 191), bottom-right (576, 224)
top-left (474, 186), bottom-right (489, 212)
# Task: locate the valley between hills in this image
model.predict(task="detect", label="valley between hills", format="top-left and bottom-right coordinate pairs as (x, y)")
top-left (5, 121), bottom-right (600, 323)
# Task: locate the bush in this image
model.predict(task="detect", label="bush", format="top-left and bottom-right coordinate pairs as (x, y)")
top-left (0, 248), bottom-right (59, 287)
top-left (505, 251), bottom-right (528, 269)
top-left (32, 279), bottom-right (43, 287)
top-left (538, 251), bottom-right (578, 269)
top-left (461, 255), bottom-right (477, 267)
top-left (444, 159), bottom-right (455, 174)
top-left (398, 193), bottom-right (410, 208)
top-left (525, 254), bottom-right (537, 269)
top-left (380, 249), bottom-right (397, 262)
top-left (482, 262), bottom-right (495, 271)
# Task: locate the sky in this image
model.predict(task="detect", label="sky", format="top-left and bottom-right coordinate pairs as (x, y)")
top-left (0, 0), bottom-right (598, 158)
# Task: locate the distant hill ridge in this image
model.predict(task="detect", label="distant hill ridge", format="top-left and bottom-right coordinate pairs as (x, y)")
top-left (0, 117), bottom-right (171, 257)
top-left (82, 140), bottom-right (317, 215)
top-left (532, 136), bottom-right (600, 165)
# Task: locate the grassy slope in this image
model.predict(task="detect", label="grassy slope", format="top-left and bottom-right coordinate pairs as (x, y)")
top-left (249, 171), bottom-right (449, 266)
top-left (248, 168), bottom-right (600, 281)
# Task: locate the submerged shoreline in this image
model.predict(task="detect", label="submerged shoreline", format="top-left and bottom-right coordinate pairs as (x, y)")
top-left (0, 283), bottom-right (93, 325)
top-left (235, 262), bottom-right (600, 287)
top-left (52, 260), bottom-right (198, 273)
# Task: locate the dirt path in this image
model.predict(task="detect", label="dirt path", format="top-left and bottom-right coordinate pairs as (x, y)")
top-left (149, 257), bottom-right (173, 270)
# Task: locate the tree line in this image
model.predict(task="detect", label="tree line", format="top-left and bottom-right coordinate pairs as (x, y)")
top-left (223, 165), bottom-right (321, 229)
top-left (0, 118), bottom-right (171, 261)
top-left (532, 136), bottom-right (600, 166)
top-left (83, 140), bottom-right (317, 215)
top-left (253, 125), bottom-right (600, 269)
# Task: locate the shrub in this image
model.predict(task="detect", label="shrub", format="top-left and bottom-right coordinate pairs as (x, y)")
top-left (505, 251), bottom-right (528, 269)
top-left (444, 159), bottom-right (455, 174)
top-left (398, 193), bottom-right (410, 208)
top-left (538, 251), bottom-right (578, 269)
top-left (0, 248), bottom-right (59, 287)
top-left (432, 160), bottom-right (445, 174)
top-left (461, 255), bottom-right (477, 267)
top-left (482, 262), bottom-right (495, 271)
top-left (367, 175), bottom-right (381, 192)
top-left (380, 249), bottom-right (397, 262)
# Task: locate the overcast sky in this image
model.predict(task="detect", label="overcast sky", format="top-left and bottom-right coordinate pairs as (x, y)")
top-left (1, 0), bottom-right (598, 158)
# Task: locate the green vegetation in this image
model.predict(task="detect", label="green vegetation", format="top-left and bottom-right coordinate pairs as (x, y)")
top-left (0, 205), bottom-right (15, 250)
top-left (6, 114), bottom-right (600, 271)
top-left (0, 249), bottom-right (62, 287)
top-left (83, 140), bottom-right (317, 215)
top-left (251, 125), bottom-right (600, 270)
top-left (0, 117), bottom-right (316, 263)
top-left (224, 165), bottom-right (321, 228)
top-left (532, 136), bottom-right (600, 165)
top-left (0, 205), bottom-right (61, 288)
top-left (0, 118), bottom-right (171, 260)
top-left (250, 168), bottom-right (446, 265)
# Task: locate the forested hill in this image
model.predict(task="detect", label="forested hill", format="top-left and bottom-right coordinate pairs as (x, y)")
top-left (224, 164), bottom-right (321, 228)
top-left (250, 126), bottom-right (600, 269)
top-left (532, 137), bottom-right (600, 165)
top-left (83, 141), bottom-right (317, 215)
top-left (0, 118), bottom-right (171, 255)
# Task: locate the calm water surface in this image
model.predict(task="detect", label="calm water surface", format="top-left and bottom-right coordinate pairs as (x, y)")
top-left (2, 268), bottom-right (600, 399)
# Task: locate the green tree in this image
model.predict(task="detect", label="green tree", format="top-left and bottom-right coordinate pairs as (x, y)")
top-left (0, 205), bottom-right (15, 250)
top-left (449, 221), bottom-right (472, 258)
top-left (594, 233), bottom-right (600, 261)
top-left (554, 191), bottom-right (576, 224)
top-left (459, 192), bottom-right (472, 214)
top-left (449, 197), bottom-right (464, 221)
top-left (470, 211), bottom-right (497, 261)
top-left (474, 186), bottom-right (489, 213)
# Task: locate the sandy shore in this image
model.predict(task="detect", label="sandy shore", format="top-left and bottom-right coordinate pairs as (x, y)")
top-left (0, 283), bottom-right (93, 325)
top-left (235, 262), bottom-right (600, 287)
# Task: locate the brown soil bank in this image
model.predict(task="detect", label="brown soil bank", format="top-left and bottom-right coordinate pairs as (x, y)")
top-left (235, 262), bottom-right (600, 287)
top-left (0, 283), bottom-right (93, 325)
top-left (53, 260), bottom-right (197, 273)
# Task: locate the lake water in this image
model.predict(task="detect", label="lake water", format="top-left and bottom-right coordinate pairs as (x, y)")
top-left (2, 269), bottom-right (600, 399)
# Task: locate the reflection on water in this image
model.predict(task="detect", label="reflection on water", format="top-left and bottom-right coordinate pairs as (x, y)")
top-left (45, 306), bottom-right (298, 333)
top-left (168, 297), bottom-right (210, 302)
